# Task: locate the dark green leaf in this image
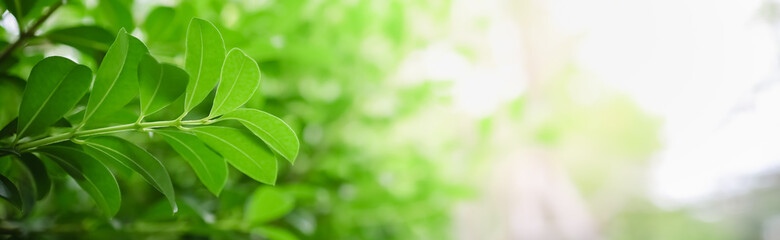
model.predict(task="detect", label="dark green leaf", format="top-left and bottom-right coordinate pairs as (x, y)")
top-left (0, 157), bottom-right (21, 211)
top-left (0, 174), bottom-right (21, 210)
top-left (46, 25), bottom-right (114, 53)
top-left (0, 76), bottom-right (24, 131)
top-left (0, 41), bottom-right (18, 72)
top-left (184, 18), bottom-right (226, 112)
top-left (219, 109), bottom-right (298, 163)
top-left (18, 56), bottom-right (92, 137)
top-left (246, 187), bottom-right (294, 225)
top-left (156, 130), bottom-right (227, 196)
top-left (192, 126), bottom-right (277, 185)
top-left (83, 136), bottom-right (177, 213)
top-left (138, 54), bottom-right (188, 117)
top-left (0, 119), bottom-right (17, 140)
top-left (20, 153), bottom-right (50, 200)
top-left (210, 48), bottom-right (261, 117)
top-left (37, 145), bottom-right (121, 217)
top-left (3, 0), bottom-right (34, 20)
top-left (83, 29), bottom-right (148, 124)
top-left (3, 156), bottom-right (36, 216)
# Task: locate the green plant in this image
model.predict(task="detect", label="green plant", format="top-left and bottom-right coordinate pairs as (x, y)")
top-left (0, 0), bottom-right (463, 239)
top-left (0, 4), bottom-right (298, 222)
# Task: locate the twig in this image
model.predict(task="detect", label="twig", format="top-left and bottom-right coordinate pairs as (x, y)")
top-left (0, 0), bottom-right (64, 63)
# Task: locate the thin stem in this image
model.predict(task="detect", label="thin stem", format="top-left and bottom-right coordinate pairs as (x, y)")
top-left (0, 0), bottom-right (63, 63)
top-left (15, 119), bottom-right (210, 152)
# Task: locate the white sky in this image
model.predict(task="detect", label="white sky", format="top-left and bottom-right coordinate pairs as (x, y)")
top-left (549, 0), bottom-right (780, 205)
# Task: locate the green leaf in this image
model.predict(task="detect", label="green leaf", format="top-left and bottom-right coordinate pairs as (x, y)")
top-left (142, 6), bottom-right (187, 56)
top-left (0, 157), bottom-right (21, 211)
top-left (246, 187), bottom-right (294, 225)
top-left (3, 0), bottom-right (34, 20)
top-left (96, 0), bottom-right (134, 33)
top-left (0, 76), bottom-right (24, 131)
top-left (83, 29), bottom-right (148, 125)
top-left (17, 56), bottom-right (92, 137)
top-left (156, 130), bottom-right (227, 196)
top-left (184, 18), bottom-right (226, 112)
top-left (0, 173), bottom-right (21, 210)
top-left (0, 41), bottom-right (18, 72)
top-left (219, 109), bottom-right (299, 163)
top-left (83, 136), bottom-right (177, 213)
top-left (20, 153), bottom-right (50, 200)
top-left (251, 226), bottom-right (300, 240)
top-left (142, 7), bottom-right (177, 43)
top-left (138, 54), bottom-right (188, 116)
top-left (37, 145), bottom-right (121, 217)
top-left (210, 48), bottom-right (261, 117)
top-left (0, 119), bottom-right (17, 140)
top-left (192, 126), bottom-right (277, 185)
top-left (2, 156), bottom-right (35, 216)
top-left (46, 25), bottom-right (114, 53)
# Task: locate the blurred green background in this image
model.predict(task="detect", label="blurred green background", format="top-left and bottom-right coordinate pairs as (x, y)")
top-left (3, 0), bottom-right (780, 239)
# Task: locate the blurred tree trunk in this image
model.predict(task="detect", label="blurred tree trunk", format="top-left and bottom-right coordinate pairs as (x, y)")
top-left (455, 0), bottom-right (600, 239)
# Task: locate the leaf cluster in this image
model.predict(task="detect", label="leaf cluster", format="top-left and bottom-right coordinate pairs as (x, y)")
top-left (0, 13), bottom-right (299, 219)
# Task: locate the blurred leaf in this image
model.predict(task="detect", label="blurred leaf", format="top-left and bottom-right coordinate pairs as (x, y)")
top-left (96, 0), bottom-right (134, 33)
top-left (142, 6), bottom-right (187, 56)
top-left (46, 25), bottom-right (114, 55)
top-left (138, 54), bottom-right (188, 116)
top-left (83, 136), bottom-right (177, 213)
top-left (3, 156), bottom-right (36, 216)
top-left (0, 41), bottom-right (19, 72)
top-left (17, 56), bottom-right (91, 138)
top-left (184, 18), bottom-right (226, 112)
top-left (0, 157), bottom-right (21, 211)
top-left (156, 130), bottom-right (227, 196)
top-left (83, 29), bottom-right (148, 124)
top-left (210, 48), bottom-right (260, 117)
top-left (219, 109), bottom-right (298, 163)
top-left (0, 76), bottom-right (24, 131)
top-left (246, 187), bottom-right (294, 226)
top-left (142, 7), bottom-right (177, 43)
top-left (3, 0), bottom-right (35, 20)
top-left (0, 119), bottom-right (16, 140)
top-left (252, 226), bottom-right (299, 240)
top-left (192, 126), bottom-right (277, 185)
top-left (37, 144), bottom-right (121, 217)
top-left (20, 153), bottom-right (50, 200)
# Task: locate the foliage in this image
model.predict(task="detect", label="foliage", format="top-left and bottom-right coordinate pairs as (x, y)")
top-left (0, 0), bottom-right (305, 238)
top-left (0, 0), bottom-right (459, 239)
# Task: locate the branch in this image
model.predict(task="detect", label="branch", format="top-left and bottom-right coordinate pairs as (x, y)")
top-left (0, 1), bottom-right (64, 63)
top-left (14, 119), bottom-right (211, 152)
